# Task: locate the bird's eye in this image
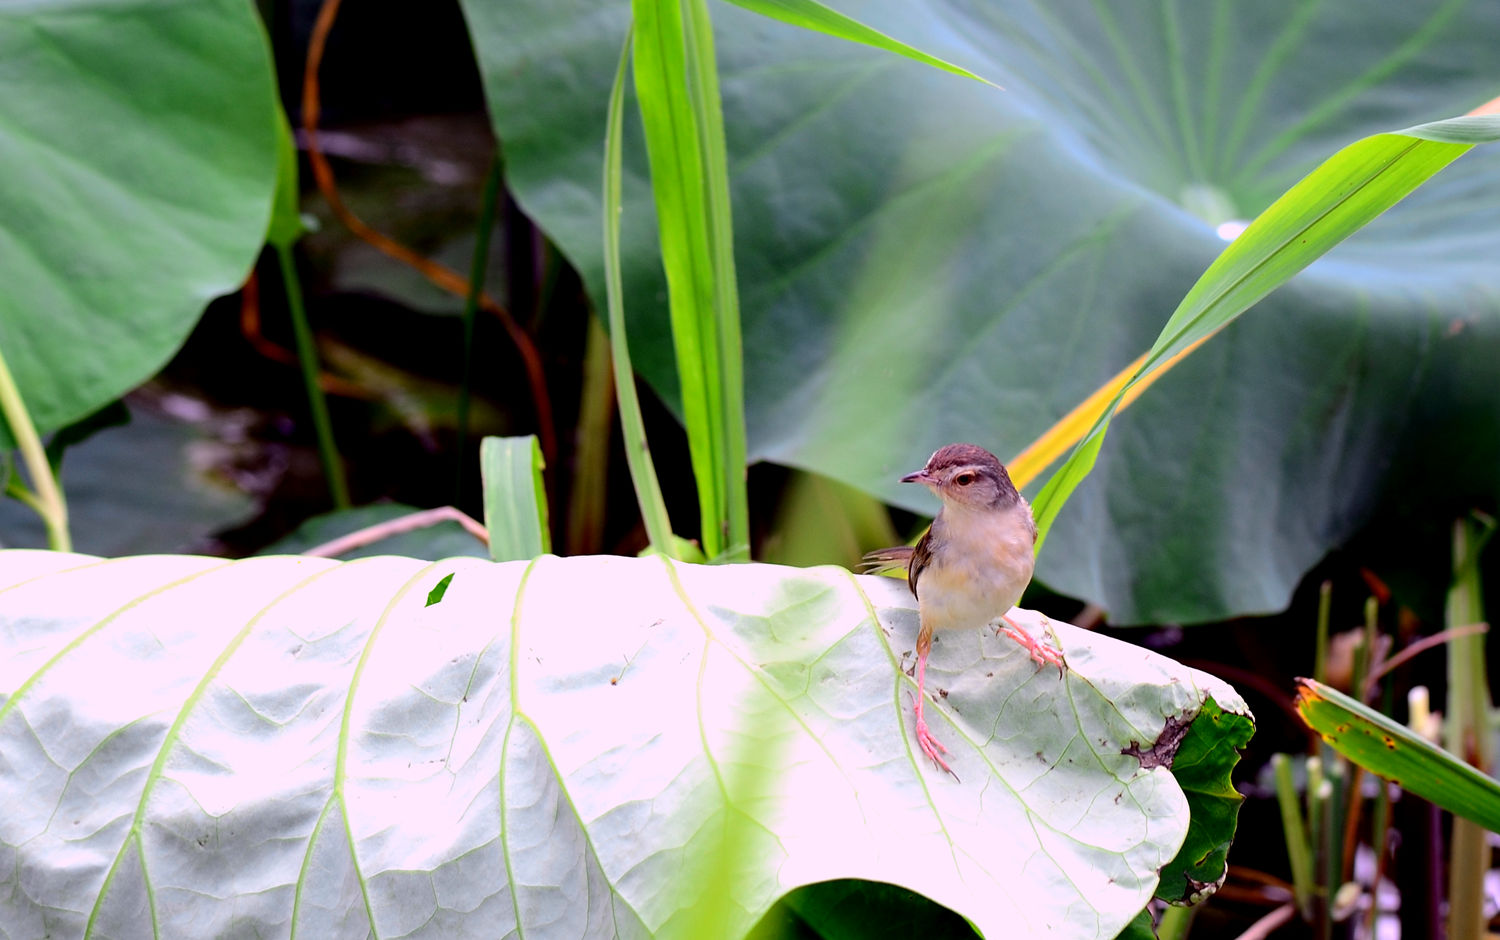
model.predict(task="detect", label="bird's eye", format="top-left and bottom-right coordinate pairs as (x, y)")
top-left (954, 473), bottom-right (975, 486)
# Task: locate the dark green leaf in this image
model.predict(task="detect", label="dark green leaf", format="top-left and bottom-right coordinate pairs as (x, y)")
top-left (1153, 697), bottom-right (1253, 904)
top-left (44, 400), bottom-right (131, 473)
top-left (465, 0), bottom-right (1500, 622)
top-left (0, 0), bottom-right (280, 446)
top-left (0, 407), bottom-right (254, 554)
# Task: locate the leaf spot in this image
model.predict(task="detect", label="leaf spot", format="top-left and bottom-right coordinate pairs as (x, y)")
top-left (1122, 713), bottom-right (1190, 770)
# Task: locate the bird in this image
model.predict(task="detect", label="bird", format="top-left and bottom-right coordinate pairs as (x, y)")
top-left (865, 443), bottom-right (1064, 775)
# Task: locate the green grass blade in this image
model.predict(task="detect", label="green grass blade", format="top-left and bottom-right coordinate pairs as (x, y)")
top-left (1031, 113), bottom-right (1500, 548)
top-left (1295, 677), bottom-right (1500, 834)
top-left (694, 17), bottom-right (748, 561)
top-left (683, 0), bottom-right (749, 560)
top-left (604, 25), bottom-right (678, 557)
top-left (276, 241), bottom-right (350, 511)
top-left (480, 435), bottom-right (550, 561)
top-left (631, 0), bottom-right (742, 560)
top-left (723, 0), bottom-right (997, 87)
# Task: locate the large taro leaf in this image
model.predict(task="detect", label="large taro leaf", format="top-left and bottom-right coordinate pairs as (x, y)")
top-left (0, 0), bottom-right (279, 447)
top-left (0, 407), bottom-right (258, 555)
top-left (462, 0), bottom-right (1500, 623)
top-left (0, 550), bottom-right (1250, 938)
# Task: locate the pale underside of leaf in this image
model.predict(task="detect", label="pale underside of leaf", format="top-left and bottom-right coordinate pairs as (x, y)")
top-left (0, 550), bottom-right (1245, 938)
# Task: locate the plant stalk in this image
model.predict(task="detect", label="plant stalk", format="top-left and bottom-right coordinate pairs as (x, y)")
top-left (0, 344), bottom-right (70, 550)
top-left (1445, 515), bottom-right (1492, 940)
top-left (1272, 753), bottom-right (1314, 919)
top-left (276, 243), bottom-right (350, 509)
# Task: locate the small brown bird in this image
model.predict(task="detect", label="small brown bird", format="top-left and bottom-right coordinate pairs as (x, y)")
top-left (867, 443), bottom-right (1064, 775)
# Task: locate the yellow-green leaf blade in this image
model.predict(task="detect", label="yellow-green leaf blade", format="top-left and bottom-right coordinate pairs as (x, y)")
top-left (1295, 677), bottom-right (1500, 834)
top-left (1032, 114), bottom-right (1500, 548)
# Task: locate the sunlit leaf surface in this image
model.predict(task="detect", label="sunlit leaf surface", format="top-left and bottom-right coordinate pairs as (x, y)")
top-left (0, 551), bottom-right (1249, 937)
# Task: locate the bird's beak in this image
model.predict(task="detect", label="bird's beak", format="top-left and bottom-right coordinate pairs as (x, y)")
top-left (900, 468), bottom-right (935, 485)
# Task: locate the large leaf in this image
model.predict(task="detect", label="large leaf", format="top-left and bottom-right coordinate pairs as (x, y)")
top-left (462, 0), bottom-right (1500, 622)
top-left (0, 407), bottom-right (256, 555)
top-left (0, 0), bottom-right (279, 447)
top-left (0, 550), bottom-right (1249, 938)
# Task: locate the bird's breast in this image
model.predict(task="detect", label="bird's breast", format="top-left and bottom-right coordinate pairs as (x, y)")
top-left (916, 505), bottom-right (1035, 633)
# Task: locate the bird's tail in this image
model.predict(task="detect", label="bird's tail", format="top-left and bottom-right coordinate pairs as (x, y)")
top-left (860, 544), bottom-right (914, 575)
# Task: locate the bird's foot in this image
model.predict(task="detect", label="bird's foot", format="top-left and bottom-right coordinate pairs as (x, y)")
top-left (998, 617), bottom-right (1066, 676)
top-left (909, 691), bottom-right (957, 778)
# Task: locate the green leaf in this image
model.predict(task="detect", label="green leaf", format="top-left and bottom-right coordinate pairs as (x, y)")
top-left (0, 407), bottom-right (255, 554)
top-left (1112, 909), bottom-right (1158, 940)
top-left (43, 400), bottom-right (131, 473)
top-left (723, 0), bottom-right (995, 87)
top-left (1152, 697), bottom-right (1253, 904)
top-left (774, 880), bottom-right (975, 938)
top-left (426, 572), bottom-right (456, 606)
top-left (0, 550), bottom-right (1251, 938)
top-left (0, 0), bottom-right (280, 447)
top-left (464, 0), bottom-right (1500, 622)
top-left (480, 435), bottom-right (550, 560)
top-left (628, 0), bottom-right (749, 560)
top-left (1296, 677), bottom-right (1500, 834)
top-left (603, 25), bottom-right (679, 557)
top-left (1030, 115), bottom-right (1500, 550)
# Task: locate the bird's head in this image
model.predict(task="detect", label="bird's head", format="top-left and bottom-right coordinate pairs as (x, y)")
top-left (900, 443), bottom-right (1020, 512)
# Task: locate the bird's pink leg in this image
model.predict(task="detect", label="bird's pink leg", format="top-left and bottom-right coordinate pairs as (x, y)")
top-left (998, 615), bottom-right (1065, 675)
top-left (912, 644), bottom-right (955, 776)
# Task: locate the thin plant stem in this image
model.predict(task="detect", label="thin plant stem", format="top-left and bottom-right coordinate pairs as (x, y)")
top-left (604, 24), bottom-right (676, 555)
top-left (1444, 514), bottom-right (1492, 940)
top-left (0, 346), bottom-right (69, 551)
top-left (275, 244), bottom-right (350, 509)
top-left (1312, 580), bottom-right (1331, 684)
top-left (457, 153), bottom-right (505, 503)
top-left (1272, 753), bottom-right (1313, 919)
top-left (567, 314), bottom-right (615, 555)
top-left (301, 506), bottom-right (487, 558)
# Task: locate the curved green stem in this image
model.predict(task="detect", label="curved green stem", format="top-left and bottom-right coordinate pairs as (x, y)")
top-left (0, 344), bottom-right (70, 551)
top-left (276, 243), bottom-right (350, 509)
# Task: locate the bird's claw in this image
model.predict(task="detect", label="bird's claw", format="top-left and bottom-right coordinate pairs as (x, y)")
top-left (915, 716), bottom-right (955, 776)
top-left (908, 690), bottom-right (957, 778)
top-left (998, 619), bottom-right (1066, 677)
